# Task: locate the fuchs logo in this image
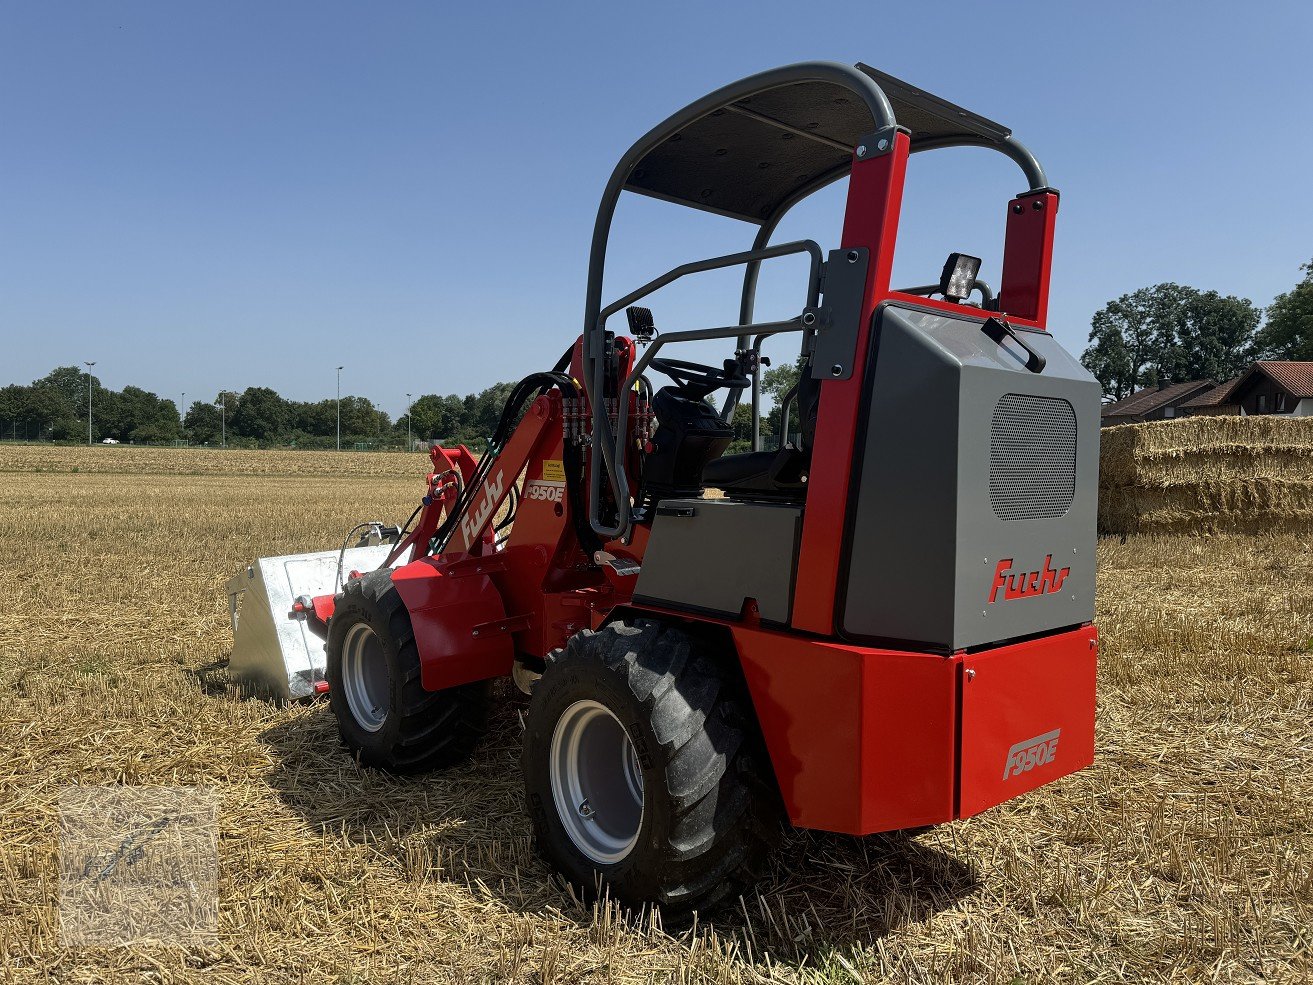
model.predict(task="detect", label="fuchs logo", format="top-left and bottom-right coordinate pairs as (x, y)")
top-left (988, 555), bottom-right (1070, 604)
top-left (1003, 729), bottom-right (1060, 779)
top-left (460, 469), bottom-right (504, 546)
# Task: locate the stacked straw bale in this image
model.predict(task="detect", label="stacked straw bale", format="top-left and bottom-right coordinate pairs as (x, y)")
top-left (1098, 416), bottom-right (1313, 534)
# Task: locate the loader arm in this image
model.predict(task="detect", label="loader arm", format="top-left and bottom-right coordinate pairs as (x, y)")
top-left (384, 444), bottom-right (482, 567)
top-left (442, 394), bottom-right (557, 555)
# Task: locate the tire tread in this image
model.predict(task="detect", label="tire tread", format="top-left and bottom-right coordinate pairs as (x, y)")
top-left (524, 616), bottom-right (780, 913)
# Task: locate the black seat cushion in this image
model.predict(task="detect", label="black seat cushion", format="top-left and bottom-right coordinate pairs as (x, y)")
top-left (703, 361), bottom-right (820, 500)
top-left (702, 450), bottom-right (777, 492)
top-left (703, 446), bottom-right (807, 499)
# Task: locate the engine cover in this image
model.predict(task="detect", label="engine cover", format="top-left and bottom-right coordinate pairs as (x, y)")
top-left (840, 303), bottom-right (1101, 652)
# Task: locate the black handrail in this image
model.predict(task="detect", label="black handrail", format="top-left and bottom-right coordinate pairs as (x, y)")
top-left (599, 240), bottom-right (823, 327)
top-left (583, 62), bottom-right (896, 540)
top-left (587, 242), bottom-right (823, 540)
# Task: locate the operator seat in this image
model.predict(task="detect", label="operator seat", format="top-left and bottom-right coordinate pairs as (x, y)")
top-left (702, 367), bottom-right (820, 500)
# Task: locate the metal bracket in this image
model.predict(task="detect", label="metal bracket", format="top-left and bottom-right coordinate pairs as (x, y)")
top-left (853, 126), bottom-right (904, 161)
top-left (470, 613), bottom-right (532, 639)
top-left (810, 247), bottom-right (869, 381)
top-left (444, 554), bottom-right (510, 578)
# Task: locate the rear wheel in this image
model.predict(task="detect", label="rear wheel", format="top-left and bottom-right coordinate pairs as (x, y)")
top-left (522, 618), bottom-right (780, 913)
top-left (325, 569), bottom-right (490, 772)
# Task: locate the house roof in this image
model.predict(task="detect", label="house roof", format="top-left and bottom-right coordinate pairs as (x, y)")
top-left (1100, 380), bottom-right (1215, 419)
top-left (1247, 361), bottom-right (1313, 398)
top-left (1180, 377), bottom-right (1242, 408)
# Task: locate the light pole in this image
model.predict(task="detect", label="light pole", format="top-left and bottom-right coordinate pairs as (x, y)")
top-left (218, 392), bottom-right (227, 448)
top-left (84, 361), bottom-right (96, 445)
top-left (405, 392), bottom-right (412, 450)
top-left (336, 366), bottom-right (344, 451)
top-left (180, 392), bottom-right (186, 443)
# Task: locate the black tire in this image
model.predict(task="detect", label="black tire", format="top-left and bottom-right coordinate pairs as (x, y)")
top-left (522, 618), bottom-right (780, 913)
top-left (325, 569), bottom-right (490, 773)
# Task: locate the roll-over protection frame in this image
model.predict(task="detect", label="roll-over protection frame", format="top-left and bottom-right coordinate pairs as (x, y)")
top-left (583, 60), bottom-right (1054, 540)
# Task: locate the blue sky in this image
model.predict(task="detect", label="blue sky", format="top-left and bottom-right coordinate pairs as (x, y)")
top-left (3, 1), bottom-right (1311, 417)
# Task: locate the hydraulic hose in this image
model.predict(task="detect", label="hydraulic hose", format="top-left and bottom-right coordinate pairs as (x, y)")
top-left (432, 371), bottom-right (587, 556)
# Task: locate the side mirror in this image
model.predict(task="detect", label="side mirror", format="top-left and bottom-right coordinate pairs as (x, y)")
top-left (938, 253), bottom-right (982, 303)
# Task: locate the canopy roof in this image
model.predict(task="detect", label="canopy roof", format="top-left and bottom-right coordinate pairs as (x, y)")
top-left (623, 63), bottom-right (1025, 224)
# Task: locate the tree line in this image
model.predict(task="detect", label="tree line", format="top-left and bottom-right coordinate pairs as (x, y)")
top-left (0, 367), bottom-right (528, 449)
top-left (1081, 259), bottom-right (1313, 400)
top-left (0, 366), bottom-right (181, 443)
top-left (182, 383), bottom-right (527, 449)
top-left (7, 259), bottom-right (1309, 444)
top-left (0, 359), bottom-right (806, 451)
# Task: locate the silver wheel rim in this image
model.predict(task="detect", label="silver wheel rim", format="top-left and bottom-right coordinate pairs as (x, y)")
top-left (341, 622), bottom-right (389, 733)
top-left (549, 699), bottom-right (644, 865)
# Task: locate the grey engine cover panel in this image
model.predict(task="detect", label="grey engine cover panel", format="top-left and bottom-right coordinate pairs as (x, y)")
top-left (841, 304), bottom-right (1101, 651)
top-left (635, 499), bottom-right (802, 624)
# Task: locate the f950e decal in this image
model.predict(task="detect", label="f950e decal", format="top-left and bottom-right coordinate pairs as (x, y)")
top-left (1003, 729), bottom-right (1060, 779)
top-left (525, 480), bottom-right (565, 503)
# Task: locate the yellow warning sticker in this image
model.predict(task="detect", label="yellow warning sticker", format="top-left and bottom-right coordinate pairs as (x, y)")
top-left (542, 459), bottom-right (565, 482)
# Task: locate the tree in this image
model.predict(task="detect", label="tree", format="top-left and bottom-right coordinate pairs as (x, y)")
top-left (761, 356), bottom-right (804, 441)
top-left (1160, 290), bottom-right (1260, 384)
top-left (1082, 284), bottom-right (1260, 399)
top-left (31, 366), bottom-right (86, 418)
top-left (0, 385), bottom-right (29, 439)
top-left (231, 386), bottom-right (290, 440)
top-left (727, 402), bottom-right (775, 453)
top-left (28, 373), bottom-right (80, 438)
top-left (460, 383), bottom-right (516, 442)
top-left (405, 393), bottom-right (465, 441)
top-left (1082, 286), bottom-right (1177, 401)
top-left (0, 382), bottom-right (77, 440)
top-left (291, 399), bottom-right (336, 437)
top-left (337, 396), bottom-right (390, 440)
top-left (185, 401), bottom-right (223, 444)
top-left (112, 386), bottom-right (180, 443)
top-left (1256, 259), bottom-right (1313, 361)
top-left (75, 384), bottom-right (179, 443)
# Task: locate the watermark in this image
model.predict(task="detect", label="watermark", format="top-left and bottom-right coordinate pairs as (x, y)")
top-left (58, 786), bottom-right (218, 946)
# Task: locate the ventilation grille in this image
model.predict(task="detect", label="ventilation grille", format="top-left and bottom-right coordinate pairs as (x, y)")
top-left (990, 394), bottom-right (1077, 521)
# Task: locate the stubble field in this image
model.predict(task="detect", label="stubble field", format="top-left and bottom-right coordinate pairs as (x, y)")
top-left (0, 444), bottom-right (1310, 983)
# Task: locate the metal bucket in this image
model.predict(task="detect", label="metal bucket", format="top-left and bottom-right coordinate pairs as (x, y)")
top-left (226, 545), bottom-right (403, 700)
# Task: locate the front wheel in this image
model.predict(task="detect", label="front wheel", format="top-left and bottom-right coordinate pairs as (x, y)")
top-left (325, 569), bottom-right (490, 773)
top-left (522, 619), bottom-right (780, 913)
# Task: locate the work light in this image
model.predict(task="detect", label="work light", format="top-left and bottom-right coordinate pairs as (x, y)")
top-left (939, 253), bottom-right (982, 302)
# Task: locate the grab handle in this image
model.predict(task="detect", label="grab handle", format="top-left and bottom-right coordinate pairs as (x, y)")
top-left (983, 317), bottom-right (1046, 374)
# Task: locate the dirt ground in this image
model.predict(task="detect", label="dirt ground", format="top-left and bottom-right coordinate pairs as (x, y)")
top-left (1, 446), bottom-right (1309, 983)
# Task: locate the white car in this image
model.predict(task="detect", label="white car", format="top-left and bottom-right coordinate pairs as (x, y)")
top-left (101, 438), bottom-right (119, 444)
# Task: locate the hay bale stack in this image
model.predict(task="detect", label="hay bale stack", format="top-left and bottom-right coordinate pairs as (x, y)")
top-left (1099, 417), bottom-right (1313, 535)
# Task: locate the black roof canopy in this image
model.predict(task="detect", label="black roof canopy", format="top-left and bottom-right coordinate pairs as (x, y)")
top-left (623, 63), bottom-right (1035, 224)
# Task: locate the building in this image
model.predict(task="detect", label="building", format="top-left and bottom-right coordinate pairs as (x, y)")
top-left (1179, 377), bottom-right (1242, 417)
top-left (1100, 380), bottom-right (1216, 427)
top-left (1225, 362), bottom-right (1313, 417)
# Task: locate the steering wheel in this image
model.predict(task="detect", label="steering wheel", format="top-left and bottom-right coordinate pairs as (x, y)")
top-left (649, 357), bottom-right (750, 399)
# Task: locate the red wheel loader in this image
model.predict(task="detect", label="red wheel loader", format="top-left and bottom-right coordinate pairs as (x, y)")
top-left (227, 61), bottom-right (1100, 912)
